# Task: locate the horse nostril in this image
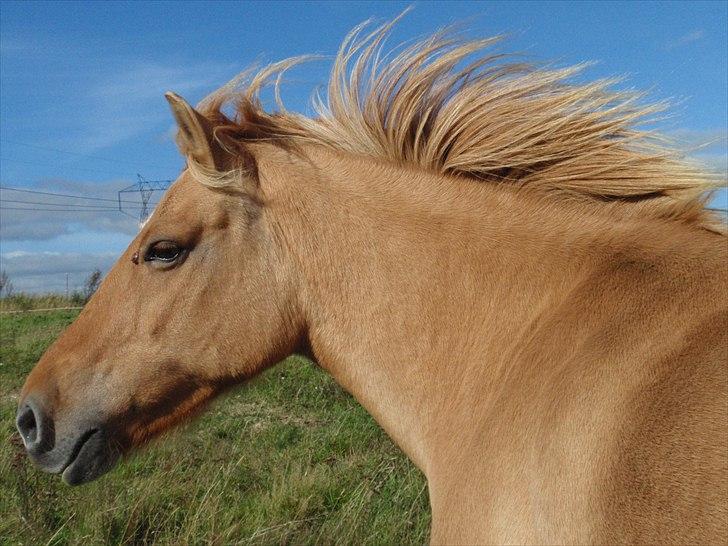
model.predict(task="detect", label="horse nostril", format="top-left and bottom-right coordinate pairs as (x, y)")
top-left (17, 405), bottom-right (38, 444)
top-left (16, 400), bottom-right (51, 453)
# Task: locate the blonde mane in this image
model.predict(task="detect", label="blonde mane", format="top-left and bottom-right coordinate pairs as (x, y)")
top-left (196, 17), bottom-right (724, 232)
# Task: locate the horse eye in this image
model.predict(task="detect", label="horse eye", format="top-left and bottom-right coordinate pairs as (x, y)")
top-left (144, 241), bottom-right (183, 263)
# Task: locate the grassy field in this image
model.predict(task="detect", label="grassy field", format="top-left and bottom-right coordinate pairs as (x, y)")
top-left (0, 310), bottom-right (430, 545)
top-left (0, 294), bottom-right (83, 313)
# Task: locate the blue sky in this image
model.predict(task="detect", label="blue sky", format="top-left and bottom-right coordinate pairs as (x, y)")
top-left (1, 1), bottom-right (726, 292)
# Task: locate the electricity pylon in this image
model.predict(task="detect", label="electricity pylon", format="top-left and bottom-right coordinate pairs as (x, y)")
top-left (118, 175), bottom-right (171, 226)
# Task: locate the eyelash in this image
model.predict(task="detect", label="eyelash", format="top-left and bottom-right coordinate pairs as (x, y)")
top-left (143, 241), bottom-right (185, 266)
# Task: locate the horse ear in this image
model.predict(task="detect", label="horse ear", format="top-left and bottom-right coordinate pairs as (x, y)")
top-left (165, 92), bottom-right (221, 170)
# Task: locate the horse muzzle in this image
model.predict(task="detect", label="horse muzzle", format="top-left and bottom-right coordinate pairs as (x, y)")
top-left (15, 396), bottom-right (120, 485)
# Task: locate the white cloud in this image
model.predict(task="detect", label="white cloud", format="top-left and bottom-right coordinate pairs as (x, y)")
top-left (693, 152), bottom-right (728, 176)
top-left (664, 30), bottom-right (706, 50)
top-left (668, 128), bottom-right (727, 152)
top-left (0, 178), bottom-right (162, 241)
top-left (75, 61), bottom-right (236, 153)
top-left (2, 250), bottom-right (37, 258)
top-left (0, 178), bottom-right (157, 292)
top-left (0, 251), bottom-right (119, 293)
top-left (667, 128), bottom-right (728, 178)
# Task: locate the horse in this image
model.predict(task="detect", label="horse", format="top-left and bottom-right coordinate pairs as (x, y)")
top-left (15, 18), bottom-right (727, 545)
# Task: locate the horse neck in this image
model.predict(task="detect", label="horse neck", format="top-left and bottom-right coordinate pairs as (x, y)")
top-left (264, 145), bottom-right (624, 473)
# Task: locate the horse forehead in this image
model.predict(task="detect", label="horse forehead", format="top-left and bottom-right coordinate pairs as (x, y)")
top-left (167, 173), bottom-right (205, 202)
top-left (160, 175), bottom-right (219, 216)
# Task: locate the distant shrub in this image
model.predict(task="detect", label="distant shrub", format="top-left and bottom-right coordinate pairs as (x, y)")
top-left (0, 270), bottom-right (13, 298)
top-left (70, 291), bottom-right (85, 306)
top-left (6, 294), bottom-right (34, 312)
top-left (83, 269), bottom-right (102, 303)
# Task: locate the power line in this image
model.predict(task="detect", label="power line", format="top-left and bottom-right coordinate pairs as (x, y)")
top-left (1, 204), bottom-right (156, 213)
top-left (1, 206), bottom-right (124, 212)
top-left (1, 206), bottom-right (150, 212)
top-left (0, 199), bottom-right (139, 209)
top-left (0, 185), bottom-right (143, 204)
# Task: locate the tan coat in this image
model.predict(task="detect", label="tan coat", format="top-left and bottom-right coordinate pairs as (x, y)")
top-left (18, 17), bottom-right (727, 544)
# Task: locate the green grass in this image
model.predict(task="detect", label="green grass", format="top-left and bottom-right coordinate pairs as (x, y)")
top-left (0, 294), bottom-right (83, 313)
top-left (0, 310), bottom-right (430, 545)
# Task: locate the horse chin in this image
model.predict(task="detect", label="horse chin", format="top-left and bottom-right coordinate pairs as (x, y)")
top-left (60, 428), bottom-right (120, 486)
